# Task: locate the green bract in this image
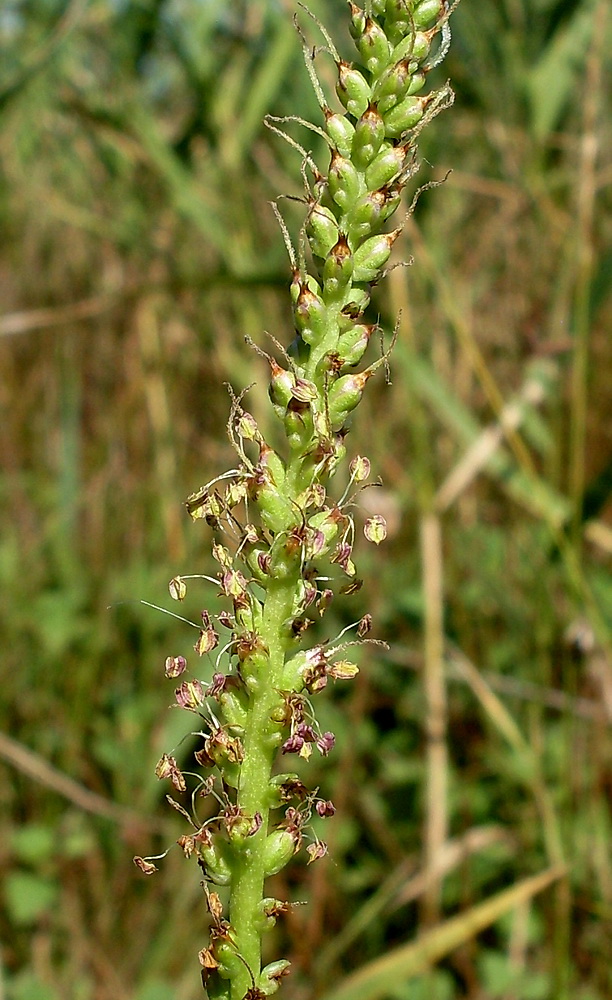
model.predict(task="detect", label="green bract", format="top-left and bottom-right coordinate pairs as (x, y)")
top-left (136, 3), bottom-right (459, 999)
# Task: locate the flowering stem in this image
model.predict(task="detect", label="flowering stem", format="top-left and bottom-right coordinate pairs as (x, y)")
top-left (229, 578), bottom-right (300, 998)
top-left (134, 3), bottom-right (460, 998)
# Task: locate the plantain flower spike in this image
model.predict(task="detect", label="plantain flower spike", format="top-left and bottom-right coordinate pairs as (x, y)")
top-left (136, 2), bottom-right (460, 998)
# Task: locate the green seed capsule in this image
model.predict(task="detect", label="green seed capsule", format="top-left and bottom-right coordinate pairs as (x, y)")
top-left (307, 203), bottom-right (339, 259)
top-left (219, 688), bottom-right (248, 729)
top-left (328, 151), bottom-right (363, 211)
top-left (357, 17), bottom-right (392, 76)
top-left (342, 287), bottom-right (371, 318)
top-left (323, 235), bottom-right (354, 302)
top-left (353, 229), bottom-right (400, 282)
top-left (259, 960), bottom-right (292, 993)
top-left (263, 830), bottom-right (297, 877)
top-left (284, 399), bottom-right (314, 453)
top-left (199, 835), bottom-right (232, 886)
top-left (268, 359), bottom-right (295, 412)
top-left (324, 108), bottom-right (355, 158)
top-left (293, 283), bottom-right (327, 344)
top-left (364, 142), bottom-right (406, 189)
top-left (327, 370), bottom-right (372, 431)
top-left (336, 61), bottom-right (371, 119)
top-left (336, 322), bottom-right (376, 368)
top-left (413, 0), bottom-right (444, 30)
top-left (351, 105), bottom-right (386, 170)
top-left (391, 30), bottom-right (431, 65)
top-left (384, 94), bottom-right (426, 138)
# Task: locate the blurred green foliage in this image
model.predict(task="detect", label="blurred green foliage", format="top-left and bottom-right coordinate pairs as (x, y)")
top-left (1, 0), bottom-right (611, 998)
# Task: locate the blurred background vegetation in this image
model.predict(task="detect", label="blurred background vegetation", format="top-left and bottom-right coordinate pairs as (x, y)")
top-left (1, 0), bottom-right (611, 998)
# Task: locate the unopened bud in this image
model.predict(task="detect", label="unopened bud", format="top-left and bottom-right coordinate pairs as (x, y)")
top-left (352, 105), bottom-right (386, 169)
top-left (357, 17), bottom-right (391, 76)
top-left (413, 0), bottom-right (444, 30)
top-left (365, 143), bottom-right (406, 189)
top-left (384, 94), bottom-right (427, 139)
top-left (392, 30), bottom-right (431, 65)
top-left (336, 61), bottom-right (371, 119)
top-left (324, 108), bottom-right (355, 159)
top-left (293, 282), bottom-right (327, 345)
top-left (374, 58), bottom-right (413, 116)
top-left (353, 229), bottom-right (401, 282)
top-left (327, 370), bottom-right (372, 431)
top-left (323, 235), bottom-right (354, 301)
top-left (346, 188), bottom-right (387, 242)
top-left (306, 202), bottom-right (340, 260)
top-left (268, 360), bottom-right (295, 410)
top-left (328, 151), bottom-right (362, 212)
top-left (336, 323), bottom-right (376, 368)
top-left (348, 1), bottom-right (366, 40)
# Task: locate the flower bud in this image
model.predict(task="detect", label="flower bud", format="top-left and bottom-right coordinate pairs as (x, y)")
top-left (336, 61), bottom-right (371, 119)
top-left (335, 323), bottom-right (377, 371)
top-left (306, 203), bottom-right (340, 260)
top-left (345, 188), bottom-right (387, 243)
top-left (374, 58), bottom-right (413, 115)
top-left (352, 229), bottom-right (401, 283)
top-left (384, 95), bottom-right (427, 139)
top-left (357, 17), bottom-right (392, 76)
top-left (384, 1), bottom-right (414, 45)
top-left (351, 105), bottom-right (386, 170)
top-left (328, 151), bottom-right (363, 211)
top-left (391, 30), bottom-right (431, 65)
top-left (323, 235), bottom-right (354, 301)
top-left (324, 108), bottom-right (355, 158)
top-left (413, 0), bottom-right (444, 30)
top-left (365, 143), bottom-right (406, 189)
top-left (348, 1), bottom-right (366, 40)
top-left (218, 686), bottom-right (248, 729)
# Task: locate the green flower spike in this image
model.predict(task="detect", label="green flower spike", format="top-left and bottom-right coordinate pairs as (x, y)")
top-left (136, 2), bottom-right (460, 999)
